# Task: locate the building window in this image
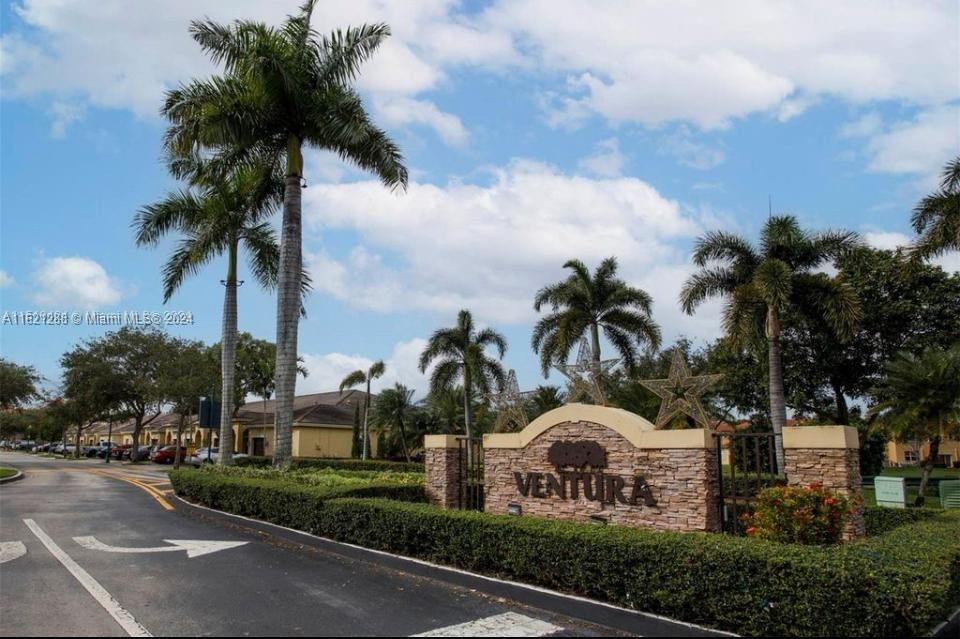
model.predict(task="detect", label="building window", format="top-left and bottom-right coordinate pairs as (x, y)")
top-left (904, 450), bottom-right (919, 464)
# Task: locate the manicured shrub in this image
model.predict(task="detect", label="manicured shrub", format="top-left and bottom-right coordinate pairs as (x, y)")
top-left (863, 505), bottom-right (938, 536)
top-left (744, 483), bottom-right (850, 544)
top-left (232, 455), bottom-right (424, 473)
top-left (170, 470), bottom-right (960, 637)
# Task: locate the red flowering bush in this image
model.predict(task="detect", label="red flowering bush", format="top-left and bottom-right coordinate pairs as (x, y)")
top-left (743, 482), bottom-right (851, 545)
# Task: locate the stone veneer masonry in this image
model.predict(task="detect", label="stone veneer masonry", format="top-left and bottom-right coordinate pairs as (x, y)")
top-left (424, 408), bottom-right (863, 537)
top-left (484, 420), bottom-right (720, 532)
top-left (783, 428), bottom-right (865, 538)
top-left (424, 442), bottom-right (462, 509)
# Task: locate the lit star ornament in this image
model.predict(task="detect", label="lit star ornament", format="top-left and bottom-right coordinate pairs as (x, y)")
top-left (640, 350), bottom-right (722, 429)
top-left (554, 338), bottom-right (621, 406)
top-left (485, 369), bottom-right (534, 432)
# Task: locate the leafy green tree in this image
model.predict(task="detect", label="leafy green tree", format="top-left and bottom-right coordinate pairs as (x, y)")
top-left (911, 156), bottom-right (960, 259)
top-left (0, 359), bottom-right (42, 410)
top-left (869, 345), bottom-right (960, 505)
top-left (680, 216), bottom-right (861, 467)
top-left (163, 0), bottom-right (408, 467)
top-left (136, 162), bottom-right (285, 464)
top-left (92, 327), bottom-right (173, 458)
top-left (339, 361), bottom-right (385, 460)
top-left (419, 310), bottom-right (506, 464)
top-left (371, 383), bottom-right (415, 462)
top-left (532, 257), bottom-right (661, 376)
top-left (780, 247), bottom-right (960, 424)
top-left (163, 338), bottom-right (218, 469)
top-left (60, 342), bottom-right (127, 457)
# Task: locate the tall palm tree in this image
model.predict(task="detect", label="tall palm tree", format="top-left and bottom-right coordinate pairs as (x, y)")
top-left (134, 163), bottom-right (283, 465)
top-left (371, 383), bottom-right (415, 462)
top-left (162, 0), bottom-right (408, 467)
top-left (680, 215), bottom-right (861, 468)
top-left (911, 156), bottom-right (960, 259)
top-left (419, 310), bottom-right (507, 465)
top-left (532, 257), bottom-right (661, 376)
top-left (339, 361), bottom-right (385, 460)
top-left (869, 345), bottom-right (960, 505)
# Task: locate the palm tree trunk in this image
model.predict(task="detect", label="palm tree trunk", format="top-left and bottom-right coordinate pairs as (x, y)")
top-left (362, 379), bottom-right (371, 460)
top-left (398, 415), bottom-right (411, 462)
top-left (830, 377), bottom-right (849, 425)
top-left (273, 137), bottom-right (304, 469)
top-left (590, 322), bottom-right (601, 364)
top-left (916, 435), bottom-right (940, 507)
top-left (218, 241), bottom-right (239, 466)
top-left (463, 366), bottom-right (474, 468)
top-left (766, 306), bottom-right (786, 471)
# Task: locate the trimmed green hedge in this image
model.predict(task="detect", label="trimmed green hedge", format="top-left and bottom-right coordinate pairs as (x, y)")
top-left (170, 470), bottom-right (960, 637)
top-left (863, 505), bottom-right (939, 536)
top-left (234, 456), bottom-right (424, 473)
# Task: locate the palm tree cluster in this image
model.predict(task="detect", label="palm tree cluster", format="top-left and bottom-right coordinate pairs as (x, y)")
top-left (137, 0), bottom-right (406, 466)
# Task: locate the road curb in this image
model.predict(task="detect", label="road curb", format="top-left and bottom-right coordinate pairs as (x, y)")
top-left (174, 495), bottom-right (734, 638)
top-left (0, 468), bottom-right (24, 484)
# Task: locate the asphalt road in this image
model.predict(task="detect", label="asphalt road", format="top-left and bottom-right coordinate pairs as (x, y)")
top-left (0, 452), bottom-right (726, 637)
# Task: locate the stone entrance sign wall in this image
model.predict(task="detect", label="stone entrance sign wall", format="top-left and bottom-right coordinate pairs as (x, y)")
top-left (424, 404), bottom-right (865, 537)
top-left (482, 404), bottom-right (720, 532)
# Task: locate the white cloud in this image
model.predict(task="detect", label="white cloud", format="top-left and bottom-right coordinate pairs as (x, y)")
top-left (657, 128), bottom-right (726, 170)
top-left (578, 138), bottom-right (626, 177)
top-left (47, 100), bottom-right (84, 138)
top-left (483, 0), bottom-right (957, 128)
top-left (373, 96), bottom-right (468, 147)
top-left (860, 107), bottom-right (959, 184)
top-left (4, 0), bottom-right (956, 140)
top-left (301, 159), bottom-right (722, 343)
top-left (0, 270), bottom-right (15, 287)
top-left (297, 337), bottom-right (431, 398)
top-left (863, 230), bottom-right (959, 273)
top-left (2, 0), bottom-right (516, 144)
top-left (30, 256), bottom-right (122, 309)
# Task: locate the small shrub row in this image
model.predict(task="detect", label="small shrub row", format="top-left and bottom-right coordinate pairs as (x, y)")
top-left (170, 470), bottom-right (960, 637)
top-left (234, 455), bottom-right (424, 473)
top-left (199, 464), bottom-right (424, 487)
top-left (863, 505), bottom-right (938, 536)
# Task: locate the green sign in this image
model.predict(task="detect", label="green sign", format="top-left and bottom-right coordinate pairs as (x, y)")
top-left (873, 476), bottom-right (906, 509)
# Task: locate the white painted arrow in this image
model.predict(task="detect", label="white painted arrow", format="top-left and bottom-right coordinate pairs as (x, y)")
top-left (0, 541), bottom-right (26, 564)
top-left (73, 536), bottom-right (247, 558)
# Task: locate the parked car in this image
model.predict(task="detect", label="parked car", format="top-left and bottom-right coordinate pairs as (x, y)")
top-left (107, 444), bottom-right (131, 460)
top-left (126, 445), bottom-right (155, 461)
top-left (188, 448), bottom-right (248, 466)
top-left (149, 446), bottom-right (187, 464)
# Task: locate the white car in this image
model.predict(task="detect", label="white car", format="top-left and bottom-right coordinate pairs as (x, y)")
top-left (188, 448), bottom-right (248, 466)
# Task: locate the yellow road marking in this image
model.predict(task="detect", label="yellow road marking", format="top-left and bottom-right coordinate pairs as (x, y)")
top-left (90, 471), bottom-right (174, 511)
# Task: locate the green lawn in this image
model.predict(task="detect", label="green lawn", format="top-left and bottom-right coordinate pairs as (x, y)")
top-left (0, 466), bottom-right (19, 479)
top-left (879, 466), bottom-right (959, 479)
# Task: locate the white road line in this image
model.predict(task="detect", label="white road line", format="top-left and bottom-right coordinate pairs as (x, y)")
top-left (0, 540), bottom-right (26, 564)
top-left (412, 612), bottom-right (562, 637)
top-left (23, 519), bottom-right (152, 637)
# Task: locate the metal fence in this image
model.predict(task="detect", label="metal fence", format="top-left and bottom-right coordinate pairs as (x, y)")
top-left (714, 432), bottom-right (784, 534)
top-left (456, 436), bottom-right (484, 511)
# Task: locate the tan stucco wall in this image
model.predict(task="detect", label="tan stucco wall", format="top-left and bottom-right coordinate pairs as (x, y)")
top-left (292, 427), bottom-right (354, 458)
top-left (886, 438), bottom-right (960, 465)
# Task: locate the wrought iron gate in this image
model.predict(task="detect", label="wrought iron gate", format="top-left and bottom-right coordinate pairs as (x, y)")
top-left (714, 431), bottom-right (783, 534)
top-left (457, 436), bottom-right (484, 511)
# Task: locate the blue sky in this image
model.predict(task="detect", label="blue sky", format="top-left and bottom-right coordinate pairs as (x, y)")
top-left (1, 0), bottom-right (958, 398)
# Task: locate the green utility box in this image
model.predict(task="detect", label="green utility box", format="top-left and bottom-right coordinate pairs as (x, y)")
top-left (939, 479), bottom-right (960, 509)
top-left (873, 476), bottom-right (906, 508)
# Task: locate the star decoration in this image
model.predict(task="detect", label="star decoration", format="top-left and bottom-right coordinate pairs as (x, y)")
top-left (554, 338), bottom-right (621, 406)
top-left (485, 369), bottom-right (534, 432)
top-left (640, 350), bottom-right (722, 429)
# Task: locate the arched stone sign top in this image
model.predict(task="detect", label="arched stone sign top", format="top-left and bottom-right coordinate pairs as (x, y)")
top-left (483, 403), bottom-right (713, 450)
